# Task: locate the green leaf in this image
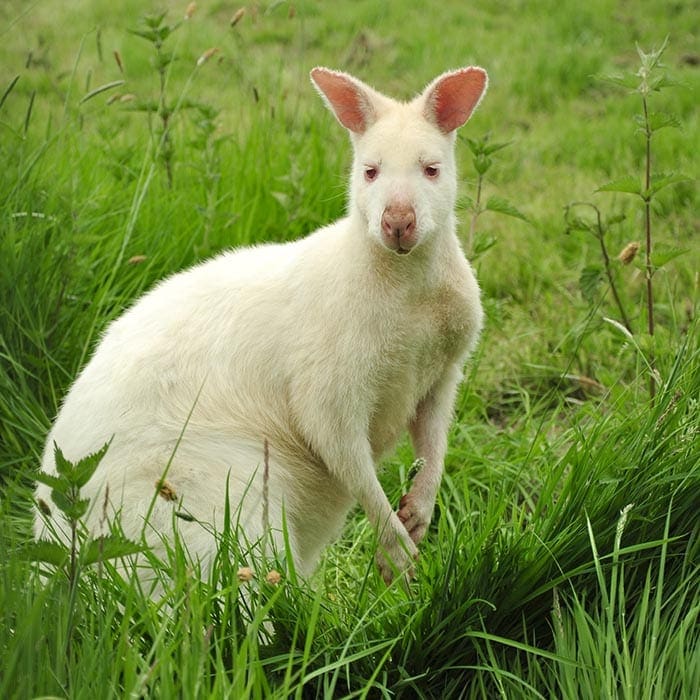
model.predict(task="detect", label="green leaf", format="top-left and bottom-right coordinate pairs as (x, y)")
top-left (21, 540), bottom-right (69, 566)
top-left (472, 234), bottom-right (498, 257)
top-left (580, 265), bottom-right (604, 302)
top-left (456, 195), bottom-right (475, 211)
top-left (54, 443), bottom-right (74, 478)
top-left (474, 154), bottom-right (491, 175)
top-left (565, 215), bottom-right (596, 235)
top-left (35, 472), bottom-right (67, 492)
top-left (130, 20), bottom-right (180, 45)
top-left (57, 497), bottom-right (90, 522)
top-left (648, 74), bottom-right (680, 92)
top-left (53, 441), bottom-right (110, 488)
top-left (483, 140), bottom-right (512, 156)
top-left (83, 536), bottom-right (143, 565)
top-left (154, 51), bottom-right (175, 72)
top-left (648, 112), bottom-right (681, 132)
top-left (605, 213), bottom-right (627, 227)
top-left (143, 11), bottom-right (168, 29)
top-left (51, 489), bottom-right (73, 515)
top-left (634, 111), bottom-right (681, 132)
top-left (597, 73), bottom-right (639, 91)
top-left (73, 442), bottom-right (110, 488)
top-left (646, 172), bottom-right (691, 198)
top-left (128, 28), bottom-right (160, 43)
top-left (485, 196), bottom-right (528, 221)
top-left (651, 243), bottom-right (689, 269)
top-left (596, 177), bottom-right (641, 196)
top-left (465, 137), bottom-right (483, 156)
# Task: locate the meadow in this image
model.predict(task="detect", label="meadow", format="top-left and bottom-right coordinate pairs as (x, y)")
top-left (1, 0), bottom-right (698, 697)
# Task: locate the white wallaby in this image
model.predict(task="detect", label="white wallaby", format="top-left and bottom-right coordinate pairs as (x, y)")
top-left (35, 66), bottom-right (488, 585)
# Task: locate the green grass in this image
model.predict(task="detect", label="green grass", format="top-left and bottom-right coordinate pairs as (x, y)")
top-left (1, 0), bottom-right (698, 697)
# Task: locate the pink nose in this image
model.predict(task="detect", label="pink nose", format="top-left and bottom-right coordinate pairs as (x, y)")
top-left (381, 204), bottom-right (417, 252)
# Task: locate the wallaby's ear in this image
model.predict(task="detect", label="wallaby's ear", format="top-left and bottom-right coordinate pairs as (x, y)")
top-left (310, 67), bottom-right (382, 134)
top-left (422, 67), bottom-right (488, 134)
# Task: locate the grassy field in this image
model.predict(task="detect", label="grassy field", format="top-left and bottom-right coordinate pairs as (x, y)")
top-left (1, 0), bottom-right (698, 697)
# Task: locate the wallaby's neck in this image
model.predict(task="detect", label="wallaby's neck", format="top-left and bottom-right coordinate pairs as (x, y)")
top-left (343, 209), bottom-right (461, 291)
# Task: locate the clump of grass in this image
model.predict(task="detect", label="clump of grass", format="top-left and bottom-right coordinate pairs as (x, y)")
top-left (546, 502), bottom-right (699, 700)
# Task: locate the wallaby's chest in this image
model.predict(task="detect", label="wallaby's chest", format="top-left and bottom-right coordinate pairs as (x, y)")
top-left (367, 277), bottom-right (478, 456)
top-left (402, 270), bottom-right (479, 368)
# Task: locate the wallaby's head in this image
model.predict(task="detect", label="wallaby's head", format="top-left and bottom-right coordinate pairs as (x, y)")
top-left (311, 66), bottom-right (488, 256)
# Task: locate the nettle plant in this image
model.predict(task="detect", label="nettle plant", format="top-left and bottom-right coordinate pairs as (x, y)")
top-left (459, 134), bottom-right (528, 259)
top-left (81, 8), bottom-right (223, 188)
top-left (28, 444), bottom-right (141, 663)
top-left (30, 444), bottom-right (142, 585)
top-left (126, 9), bottom-right (222, 188)
top-left (565, 38), bottom-right (690, 400)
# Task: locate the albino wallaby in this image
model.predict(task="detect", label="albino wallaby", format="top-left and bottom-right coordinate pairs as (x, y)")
top-left (35, 66), bottom-right (488, 585)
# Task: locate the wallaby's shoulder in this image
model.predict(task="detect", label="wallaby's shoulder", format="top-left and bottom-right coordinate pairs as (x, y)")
top-left (422, 239), bottom-right (483, 353)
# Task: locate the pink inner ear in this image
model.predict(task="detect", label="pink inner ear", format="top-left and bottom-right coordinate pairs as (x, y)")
top-left (311, 69), bottom-right (372, 134)
top-left (430, 68), bottom-right (487, 133)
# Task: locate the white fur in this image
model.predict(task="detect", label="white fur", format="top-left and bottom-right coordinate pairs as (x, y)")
top-left (35, 66), bottom-right (488, 584)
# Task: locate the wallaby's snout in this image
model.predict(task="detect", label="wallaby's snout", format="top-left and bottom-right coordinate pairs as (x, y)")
top-left (381, 202), bottom-right (417, 253)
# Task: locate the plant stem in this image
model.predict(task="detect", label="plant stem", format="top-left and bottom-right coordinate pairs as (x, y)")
top-left (156, 40), bottom-right (173, 188)
top-left (642, 94), bottom-right (656, 400)
top-left (262, 438), bottom-right (269, 561)
top-left (597, 225), bottom-right (632, 334)
top-left (468, 172), bottom-right (483, 256)
top-left (568, 201), bottom-right (632, 333)
top-left (65, 509), bottom-right (78, 671)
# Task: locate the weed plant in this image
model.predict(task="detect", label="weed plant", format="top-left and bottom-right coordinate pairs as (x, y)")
top-left (1, 1), bottom-right (698, 698)
top-left (566, 37), bottom-right (692, 401)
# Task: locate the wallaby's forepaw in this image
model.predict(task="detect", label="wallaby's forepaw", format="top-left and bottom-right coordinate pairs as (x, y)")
top-left (375, 528), bottom-right (419, 586)
top-left (397, 492), bottom-right (432, 545)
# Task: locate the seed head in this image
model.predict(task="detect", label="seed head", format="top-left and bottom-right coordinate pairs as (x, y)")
top-left (237, 566), bottom-right (254, 582)
top-left (175, 511), bottom-right (196, 522)
top-left (185, 2), bottom-right (197, 20)
top-left (230, 7), bottom-right (246, 27)
top-left (114, 50), bottom-right (124, 74)
top-left (552, 587), bottom-right (564, 637)
top-left (197, 47), bottom-right (219, 67)
top-left (128, 254), bottom-right (147, 265)
top-left (684, 298), bottom-right (694, 324)
top-left (265, 570), bottom-right (282, 585)
top-left (618, 241), bottom-right (640, 265)
top-left (156, 479), bottom-right (178, 501)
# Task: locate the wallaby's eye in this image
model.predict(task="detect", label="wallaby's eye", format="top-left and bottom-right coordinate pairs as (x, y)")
top-left (364, 166), bottom-right (379, 182)
top-left (423, 165), bottom-right (439, 179)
